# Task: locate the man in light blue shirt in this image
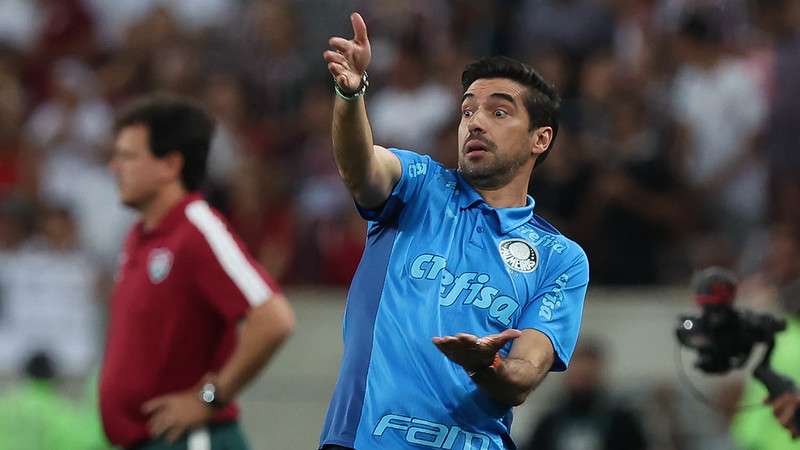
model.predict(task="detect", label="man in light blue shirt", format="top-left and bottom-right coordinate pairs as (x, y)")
top-left (319, 13), bottom-right (589, 450)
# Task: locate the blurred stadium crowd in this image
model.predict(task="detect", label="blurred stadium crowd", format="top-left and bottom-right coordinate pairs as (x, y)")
top-left (0, 0), bottom-right (799, 448)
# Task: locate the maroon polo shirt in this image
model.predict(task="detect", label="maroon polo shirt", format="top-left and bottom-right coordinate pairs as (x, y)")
top-left (99, 193), bottom-right (279, 448)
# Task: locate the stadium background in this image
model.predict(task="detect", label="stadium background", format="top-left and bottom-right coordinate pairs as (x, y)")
top-left (0, 0), bottom-right (799, 449)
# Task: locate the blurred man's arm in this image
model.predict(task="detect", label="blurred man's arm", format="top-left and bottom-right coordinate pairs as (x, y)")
top-left (324, 12), bottom-right (401, 209)
top-left (142, 295), bottom-right (294, 442)
top-left (214, 294), bottom-right (294, 403)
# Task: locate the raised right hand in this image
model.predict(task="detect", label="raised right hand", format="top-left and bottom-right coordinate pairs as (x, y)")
top-left (323, 12), bottom-right (371, 94)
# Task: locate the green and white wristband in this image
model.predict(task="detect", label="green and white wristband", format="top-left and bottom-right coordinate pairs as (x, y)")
top-left (335, 72), bottom-right (369, 101)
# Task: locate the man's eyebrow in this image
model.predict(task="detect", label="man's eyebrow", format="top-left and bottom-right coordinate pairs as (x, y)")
top-left (460, 92), bottom-right (516, 104)
top-left (489, 93), bottom-right (516, 104)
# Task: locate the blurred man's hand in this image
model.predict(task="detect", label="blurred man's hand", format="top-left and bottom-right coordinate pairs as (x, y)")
top-left (142, 390), bottom-right (214, 443)
top-left (769, 391), bottom-right (800, 439)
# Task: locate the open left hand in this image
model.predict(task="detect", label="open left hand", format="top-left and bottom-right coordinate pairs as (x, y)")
top-left (142, 390), bottom-right (214, 443)
top-left (433, 329), bottom-right (522, 372)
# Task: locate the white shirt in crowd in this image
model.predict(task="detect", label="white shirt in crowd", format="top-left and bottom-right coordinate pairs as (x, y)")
top-left (672, 57), bottom-right (767, 224)
top-left (0, 243), bottom-right (100, 376)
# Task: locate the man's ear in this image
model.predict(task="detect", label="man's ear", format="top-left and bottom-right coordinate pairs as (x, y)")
top-left (531, 126), bottom-right (553, 157)
top-left (163, 151), bottom-right (185, 181)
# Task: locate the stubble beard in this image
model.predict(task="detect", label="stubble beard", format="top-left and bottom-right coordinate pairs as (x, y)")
top-left (458, 144), bottom-right (529, 190)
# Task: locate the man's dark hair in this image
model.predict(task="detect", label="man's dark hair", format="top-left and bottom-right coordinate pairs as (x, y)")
top-left (461, 56), bottom-right (561, 167)
top-left (24, 351), bottom-right (56, 380)
top-left (678, 8), bottom-right (724, 45)
top-left (573, 337), bottom-right (607, 362)
top-left (115, 94), bottom-right (215, 191)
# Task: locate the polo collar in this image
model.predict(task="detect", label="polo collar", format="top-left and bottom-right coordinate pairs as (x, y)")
top-left (136, 192), bottom-right (203, 237)
top-left (455, 173), bottom-right (535, 234)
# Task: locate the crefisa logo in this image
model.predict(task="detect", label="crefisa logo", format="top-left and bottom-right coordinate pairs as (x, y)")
top-left (498, 239), bottom-right (538, 273)
top-left (148, 248), bottom-right (173, 284)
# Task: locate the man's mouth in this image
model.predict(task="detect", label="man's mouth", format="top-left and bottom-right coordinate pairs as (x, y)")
top-left (464, 139), bottom-right (489, 156)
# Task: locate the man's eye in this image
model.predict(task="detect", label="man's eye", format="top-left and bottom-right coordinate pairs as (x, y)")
top-left (462, 110), bottom-right (473, 117)
top-left (495, 110), bottom-right (508, 118)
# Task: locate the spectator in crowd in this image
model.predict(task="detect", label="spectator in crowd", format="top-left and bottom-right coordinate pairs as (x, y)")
top-left (0, 204), bottom-right (101, 376)
top-left (369, 43), bottom-right (456, 151)
top-left (528, 127), bottom-right (592, 235)
top-left (515, 0), bottom-right (615, 97)
top-left (0, 69), bottom-right (36, 200)
top-left (670, 8), bottom-right (769, 258)
top-left (748, 0), bottom-right (800, 230)
top-left (25, 58), bottom-right (112, 160)
top-left (0, 196), bottom-right (36, 370)
top-left (28, 58), bottom-right (134, 266)
top-left (86, 0), bottom-right (233, 48)
top-left (202, 73), bottom-right (252, 189)
top-left (228, 155), bottom-right (297, 283)
top-left (0, 196), bottom-right (35, 253)
top-left (0, 351), bottom-right (109, 450)
top-left (732, 223), bottom-right (800, 450)
top-left (208, 0), bottom-right (310, 116)
top-left (578, 93), bottom-right (690, 285)
top-left (521, 339), bottom-right (649, 450)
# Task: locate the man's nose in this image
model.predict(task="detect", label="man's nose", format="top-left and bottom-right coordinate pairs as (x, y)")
top-left (467, 111), bottom-right (486, 135)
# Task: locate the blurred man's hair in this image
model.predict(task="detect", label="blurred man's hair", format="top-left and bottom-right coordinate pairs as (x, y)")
top-left (461, 56), bottom-right (561, 167)
top-left (573, 337), bottom-right (607, 362)
top-left (24, 351), bottom-right (56, 380)
top-left (115, 94), bottom-right (215, 191)
top-left (678, 8), bottom-right (724, 45)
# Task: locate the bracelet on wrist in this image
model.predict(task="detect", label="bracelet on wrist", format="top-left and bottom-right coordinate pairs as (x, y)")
top-left (334, 72), bottom-right (369, 100)
top-left (468, 353), bottom-right (503, 378)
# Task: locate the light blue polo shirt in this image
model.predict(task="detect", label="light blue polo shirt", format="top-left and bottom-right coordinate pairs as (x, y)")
top-left (320, 149), bottom-right (589, 450)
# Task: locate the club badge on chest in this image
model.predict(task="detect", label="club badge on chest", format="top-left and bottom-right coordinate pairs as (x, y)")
top-left (499, 238), bottom-right (538, 273)
top-left (148, 248), bottom-right (174, 284)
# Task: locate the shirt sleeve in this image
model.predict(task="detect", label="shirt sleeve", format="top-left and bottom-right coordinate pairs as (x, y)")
top-left (186, 201), bottom-right (280, 323)
top-left (516, 247), bottom-right (589, 371)
top-left (356, 148), bottom-right (437, 223)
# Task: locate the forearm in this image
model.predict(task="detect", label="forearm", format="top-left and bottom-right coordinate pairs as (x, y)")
top-left (215, 295), bottom-right (294, 402)
top-left (332, 96), bottom-right (378, 200)
top-left (325, 13), bottom-right (398, 208)
top-left (470, 356), bottom-right (550, 407)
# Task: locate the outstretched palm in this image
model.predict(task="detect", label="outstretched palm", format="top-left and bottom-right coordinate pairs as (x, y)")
top-left (323, 12), bottom-right (371, 93)
top-left (433, 329), bottom-right (522, 372)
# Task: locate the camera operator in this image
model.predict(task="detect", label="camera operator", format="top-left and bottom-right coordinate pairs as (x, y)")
top-left (731, 223), bottom-right (800, 449)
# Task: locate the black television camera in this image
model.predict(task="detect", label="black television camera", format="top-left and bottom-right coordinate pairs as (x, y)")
top-left (676, 267), bottom-right (799, 427)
